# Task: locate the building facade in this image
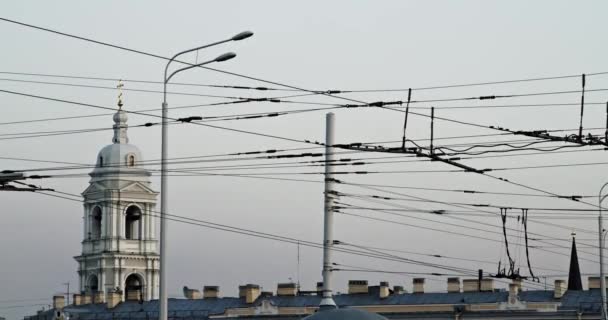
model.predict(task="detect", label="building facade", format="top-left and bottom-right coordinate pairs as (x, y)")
top-left (74, 106), bottom-right (159, 303)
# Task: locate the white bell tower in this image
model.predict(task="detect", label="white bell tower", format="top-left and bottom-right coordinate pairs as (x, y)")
top-left (75, 99), bottom-right (159, 302)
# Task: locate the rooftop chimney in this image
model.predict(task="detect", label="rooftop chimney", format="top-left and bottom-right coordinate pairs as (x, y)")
top-left (379, 282), bottom-right (390, 299)
top-left (106, 290), bottom-right (122, 309)
top-left (480, 279), bottom-right (494, 292)
top-left (554, 280), bottom-right (566, 299)
top-left (463, 279), bottom-right (479, 292)
top-left (348, 280), bottom-right (369, 294)
top-left (52, 295), bottom-right (65, 310)
top-left (512, 279), bottom-right (522, 292)
top-left (393, 285), bottom-right (404, 295)
top-left (508, 283), bottom-right (519, 304)
top-left (447, 277), bottom-right (461, 293)
top-left (72, 294), bottom-right (82, 306)
top-left (239, 284), bottom-right (261, 303)
top-left (82, 293), bottom-right (92, 305)
top-left (588, 276), bottom-right (601, 289)
top-left (203, 286), bottom-right (219, 299)
top-left (413, 278), bottom-right (425, 294)
top-left (277, 283), bottom-right (298, 296)
top-left (93, 291), bottom-right (105, 304)
top-left (183, 286), bottom-right (202, 299)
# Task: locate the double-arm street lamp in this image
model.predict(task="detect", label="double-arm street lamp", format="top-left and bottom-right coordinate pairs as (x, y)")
top-left (159, 30), bottom-right (253, 320)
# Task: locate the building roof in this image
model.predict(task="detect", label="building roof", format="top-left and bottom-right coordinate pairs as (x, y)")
top-left (48, 288), bottom-right (605, 319)
top-left (303, 308), bottom-right (387, 320)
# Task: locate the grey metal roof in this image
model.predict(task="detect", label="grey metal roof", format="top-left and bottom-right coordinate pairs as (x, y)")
top-left (518, 290), bottom-right (556, 302)
top-left (28, 289), bottom-right (607, 320)
top-left (558, 289), bottom-right (603, 312)
top-left (71, 297), bottom-right (248, 315)
top-left (303, 308), bottom-right (387, 320)
top-left (337, 291), bottom-right (510, 306)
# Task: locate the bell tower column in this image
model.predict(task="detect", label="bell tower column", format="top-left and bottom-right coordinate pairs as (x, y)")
top-left (75, 100), bottom-right (159, 303)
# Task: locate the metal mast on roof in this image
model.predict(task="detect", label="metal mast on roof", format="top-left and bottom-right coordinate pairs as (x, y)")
top-left (320, 112), bottom-right (337, 309)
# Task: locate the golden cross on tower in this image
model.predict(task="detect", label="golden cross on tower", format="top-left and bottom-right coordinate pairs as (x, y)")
top-left (117, 80), bottom-right (124, 109)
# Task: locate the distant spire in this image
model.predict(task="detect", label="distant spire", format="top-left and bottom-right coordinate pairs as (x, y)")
top-left (567, 232), bottom-right (583, 290)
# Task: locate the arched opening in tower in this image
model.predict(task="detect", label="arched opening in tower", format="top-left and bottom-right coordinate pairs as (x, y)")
top-left (88, 274), bottom-right (99, 293)
top-left (125, 205), bottom-right (142, 240)
top-left (127, 154), bottom-right (136, 167)
top-left (91, 206), bottom-right (102, 239)
top-left (125, 274), bottom-right (143, 301)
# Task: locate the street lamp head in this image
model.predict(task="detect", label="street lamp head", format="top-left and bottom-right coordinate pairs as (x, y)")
top-left (231, 31), bottom-right (254, 41)
top-left (215, 52), bottom-right (237, 62)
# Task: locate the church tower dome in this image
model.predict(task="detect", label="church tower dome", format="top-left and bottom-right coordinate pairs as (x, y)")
top-left (76, 99), bottom-right (159, 303)
top-left (91, 107), bottom-right (148, 185)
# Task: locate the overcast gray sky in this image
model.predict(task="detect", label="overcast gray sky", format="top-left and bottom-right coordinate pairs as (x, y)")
top-left (1, 1), bottom-right (608, 319)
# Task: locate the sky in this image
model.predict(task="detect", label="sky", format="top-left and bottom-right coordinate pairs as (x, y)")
top-left (1, 1), bottom-right (608, 319)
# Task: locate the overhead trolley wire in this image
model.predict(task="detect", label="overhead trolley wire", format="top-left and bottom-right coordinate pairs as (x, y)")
top-left (341, 182), bottom-right (598, 236)
top-left (0, 71), bottom-right (299, 92)
top-left (337, 206), bottom-right (598, 265)
top-left (4, 15), bottom-right (608, 176)
top-left (3, 16), bottom-right (604, 292)
top-left (5, 74), bottom-right (607, 108)
top-left (365, 127), bottom-right (608, 145)
top-left (0, 88), bottom-right (319, 145)
top-left (0, 106), bottom-right (347, 141)
top-left (34, 189), bottom-right (513, 282)
top-left (336, 71), bottom-right (608, 93)
top-left (22, 158), bottom-right (608, 179)
top-left (37, 185), bottom-right (598, 275)
top-left (0, 17), bottom-right (376, 108)
top-left (336, 197), bottom-right (602, 260)
top-left (0, 95), bottom-right (341, 128)
top-left (336, 191), bottom-right (600, 212)
top-left (0, 77), bottom-right (247, 100)
top-left (2, 70), bottom-right (607, 95)
top-left (339, 242), bottom-right (566, 274)
top-left (0, 15), bottom-right (565, 138)
top-left (0, 77), bottom-right (346, 109)
top-left (335, 194), bottom-right (601, 255)
top-left (333, 253), bottom-right (551, 291)
top-left (3, 150), bottom-right (565, 199)
top-left (1, 147), bottom-right (385, 174)
top-left (0, 303), bottom-right (50, 310)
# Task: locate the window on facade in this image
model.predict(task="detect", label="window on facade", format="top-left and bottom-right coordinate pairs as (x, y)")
top-left (99, 156), bottom-right (104, 167)
top-left (91, 206), bottom-right (102, 240)
top-left (125, 205), bottom-right (142, 240)
top-left (127, 154), bottom-right (135, 167)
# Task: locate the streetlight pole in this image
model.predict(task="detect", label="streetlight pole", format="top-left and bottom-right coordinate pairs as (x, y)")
top-left (599, 183), bottom-right (608, 320)
top-left (159, 31), bottom-right (251, 320)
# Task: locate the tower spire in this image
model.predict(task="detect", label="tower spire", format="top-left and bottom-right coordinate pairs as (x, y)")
top-left (117, 80), bottom-right (124, 110)
top-left (112, 80), bottom-right (128, 144)
top-left (568, 232), bottom-right (583, 290)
